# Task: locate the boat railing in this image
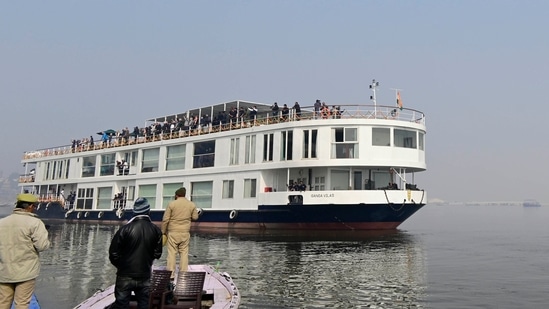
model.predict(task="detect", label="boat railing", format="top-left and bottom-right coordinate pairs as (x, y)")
top-left (22, 104), bottom-right (425, 160)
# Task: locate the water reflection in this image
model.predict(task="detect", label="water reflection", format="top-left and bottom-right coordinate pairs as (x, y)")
top-left (35, 223), bottom-right (426, 308)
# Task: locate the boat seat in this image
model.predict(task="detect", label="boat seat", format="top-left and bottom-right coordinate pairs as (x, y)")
top-left (149, 269), bottom-right (173, 309)
top-left (162, 271), bottom-right (206, 309)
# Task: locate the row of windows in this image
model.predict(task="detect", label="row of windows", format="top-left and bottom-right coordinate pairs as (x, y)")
top-left (77, 179), bottom-right (257, 210)
top-left (75, 127), bottom-right (421, 177)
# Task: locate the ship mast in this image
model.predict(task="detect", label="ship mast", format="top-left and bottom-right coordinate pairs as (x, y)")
top-left (369, 79), bottom-right (379, 116)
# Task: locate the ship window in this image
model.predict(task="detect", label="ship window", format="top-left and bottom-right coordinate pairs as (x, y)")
top-left (124, 151), bottom-right (138, 167)
top-left (281, 130), bottom-right (293, 161)
top-left (372, 128), bottom-right (390, 146)
top-left (142, 148), bottom-right (160, 173)
top-left (82, 156), bottom-right (96, 178)
top-left (419, 132), bottom-right (424, 150)
top-left (230, 138), bottom-right (240, 165)
top-left (244, 135), bottom-right (256, 164)
top-left (262, 134), bottom-right (274, 162)
top-left (100, 154), bottom-right (116, 176)
top-left (166, 145), bottom-right (186, 171)
top-left (191, 181), bottom-right (213, 208)
top-left (331, 128), bottom-right (358, 159)
top-left (193, 141), bottom-right (215, 168)
top-left (303, 129), bottom-right (318, 159)
top-left (394, 129), bottom-right (417, 149)
top-left (244, 178), bottom-right (257, 198)
top-left (312, 176), bottom-right (325, 191)
top-left (162, 183), bottom-right (184, 208)
top-left (76, 188), bottom-right (94, 210)
top-left (138, 184), bottom-right (157, 209)
top-left (222, 180), bottom-right (234, 199)
top-left (97, 187), bottom-right (113, 210)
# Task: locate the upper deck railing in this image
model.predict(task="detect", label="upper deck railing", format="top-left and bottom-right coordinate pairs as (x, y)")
top-left (22, 104), bottom-right (425, 161)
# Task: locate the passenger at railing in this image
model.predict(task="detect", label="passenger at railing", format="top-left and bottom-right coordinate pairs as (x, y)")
top-left (293, 102), bottom-right (301, 119)
top-left (133, 126), bottom-right (140, 141)
top-left (200, 114), bottom-right (211, 131)
top-left (89, 135), bottom-right (94, 148)
top-left (162, 121), bottom-right (170, 134)
top-left (238, 106), bottom-right (246, 121)
top-left (248, 106), bottom-right (258, 120)
top-left (314, 99), bottom-right (322, 118)
top-left (122, 127), bottom-right (130, 143)
top-left (229, 107), bottom-right (238, 122)
top-left (320, 103), bottom-right (331, 119)
top-left (281, 104), bottom-right (289, 121)
top-left (271, 102), bottom-right (279, 117)
top-left (101, 131), bottom-right (109, 146)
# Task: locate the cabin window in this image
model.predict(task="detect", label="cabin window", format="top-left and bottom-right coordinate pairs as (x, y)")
top-left (124, 151), bottom-right (138, 167)
top-left (281, 130), bottom-right (293, 161)
top-left (97, 187), bottom-right (113, 210)
top-left (142, 148), bottom-right (160, 173)
top-left (394, 129), bottom-right (417, 149)
top-left (331, 170), bottom-right (350, 190)
top-left (138, 184), bottom-right (157, 209)
top-left (372, 128), bottom-right (390, 146)
top-left (419, 132), bottom-right (425, 150)
top-left (262, 134), bottom-right (274, 162)
top-left (303, 129), bottom-right (318, 159)
top-left (193, 140), bottom-right (215, 168)
top-left (191, 181), bottom-right (213, 208)
top-left (312, 176), bottom-right (325, 191)
top-left (162, 183), bottom-right (184, 208)
top-left (331, 127), bottom-right (358, 159)
top-left (100, 154), bottom-right (116, 176)
top-left (222, 180), bottom-right (234, 199)
top-left (244, 178), bottom-right (257, 198)
top-left (82, 156), bottom-right (96, 178)
top-left (126, 186), bottom-right (135, 201)
top-left (230, 138), bottom-right (240, 165)
top-left (166, 145), bottom-right (186, 171)
top-left (45, 162), bottom-right (51, 180)
top-left (244, 135), bottom-right (256, 164)
top-left (76, 188), bottom-right (94, 210)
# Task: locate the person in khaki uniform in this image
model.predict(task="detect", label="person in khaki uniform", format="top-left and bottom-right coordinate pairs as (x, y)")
top-left (0, 193), bottom-right (50, 309)
top-left (161, 187), bottom-right (199, 279)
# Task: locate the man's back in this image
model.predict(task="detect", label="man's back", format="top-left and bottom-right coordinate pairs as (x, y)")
top-left (162, 197), bottom-right (198, 234)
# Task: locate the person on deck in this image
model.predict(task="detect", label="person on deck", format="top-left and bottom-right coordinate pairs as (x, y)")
top-left (161, 187), bottom-right (199, 280)
top-left (0, 193), bottom-right (50, 309)
top-left (108, 198), bottom-right (163, 309)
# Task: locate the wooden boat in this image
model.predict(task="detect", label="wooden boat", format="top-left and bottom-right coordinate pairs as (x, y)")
top-left (74, 265), bottom-right (240, 309)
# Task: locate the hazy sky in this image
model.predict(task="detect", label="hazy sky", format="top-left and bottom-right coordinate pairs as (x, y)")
top-left (1, 1), bottom-right (547, 203)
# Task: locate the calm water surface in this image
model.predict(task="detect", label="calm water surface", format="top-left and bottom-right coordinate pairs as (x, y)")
top-left (1, 204), bottom-right (548, 308)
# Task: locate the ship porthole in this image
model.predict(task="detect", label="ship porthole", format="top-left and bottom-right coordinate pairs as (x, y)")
top-left (77, 212), bottom-right (82, 219)
top-left (65, 212), bottom-right (70, 218)
top-left (36, 204), bottom-right (41, 210)
top-left (229, 210), bottom-right (238, 220)
top-left (84, 211), bottom-right (89, 218)
top-left (98, 211), bottom-right (104, 219)
top-left (116, 209), bottom-right (124, 219)
top-left (197, 208), bottom-right (203, 216)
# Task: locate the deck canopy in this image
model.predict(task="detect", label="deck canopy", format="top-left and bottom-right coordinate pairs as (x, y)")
top-left (146, 100), bottom-right (283, 124)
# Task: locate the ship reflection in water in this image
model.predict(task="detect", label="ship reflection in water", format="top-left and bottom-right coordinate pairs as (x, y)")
top-left (36, 223), bottom-right (426, 308)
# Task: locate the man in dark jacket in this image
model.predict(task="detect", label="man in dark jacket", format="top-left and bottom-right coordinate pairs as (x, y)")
top-left (108, 197), bottom-right (163, 309)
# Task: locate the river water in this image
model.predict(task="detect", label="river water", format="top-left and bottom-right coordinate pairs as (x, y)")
top-left (1, 204), bottom-right (548, 308)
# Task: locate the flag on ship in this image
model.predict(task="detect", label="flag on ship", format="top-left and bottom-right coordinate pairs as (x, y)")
top-left (396, 91), bottom-right (403, 110)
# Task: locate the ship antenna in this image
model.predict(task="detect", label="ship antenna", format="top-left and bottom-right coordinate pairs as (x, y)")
top-left (369, 79), bottom-right (379, 115)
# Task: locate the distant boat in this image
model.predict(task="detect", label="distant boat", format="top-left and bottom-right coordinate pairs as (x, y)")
top-left (523, 199), bottom-right (541, 207)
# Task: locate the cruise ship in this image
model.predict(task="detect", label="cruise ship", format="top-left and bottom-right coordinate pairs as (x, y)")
top-left (19, 81), bottom-right (427, 230)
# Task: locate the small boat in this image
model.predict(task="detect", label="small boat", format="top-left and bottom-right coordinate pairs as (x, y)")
top-left (74, 264), bottom-right (240, 309)
top-left (523, 199), bottom-right (541, 207)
